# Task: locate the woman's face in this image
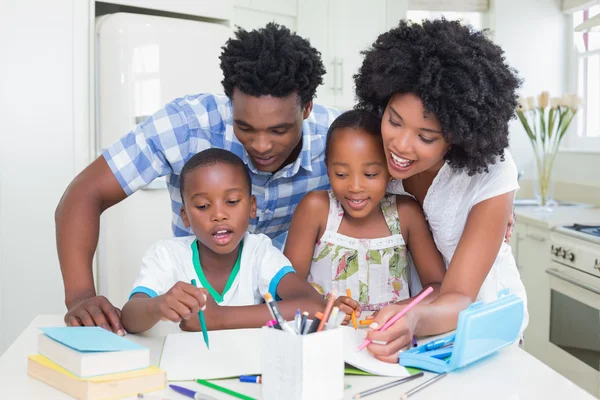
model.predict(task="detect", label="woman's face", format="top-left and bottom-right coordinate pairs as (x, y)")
top-left (381, 93), bottom-right (450, 179)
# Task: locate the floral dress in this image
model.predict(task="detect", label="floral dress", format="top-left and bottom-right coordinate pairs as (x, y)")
top-left (307, 191), bottom-right (409, 311)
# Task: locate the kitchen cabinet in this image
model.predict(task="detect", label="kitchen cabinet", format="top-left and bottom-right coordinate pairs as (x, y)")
top-left (296, 0), bottom-right (405, 109)
top-left (512, 221), bottom-right (553, 366)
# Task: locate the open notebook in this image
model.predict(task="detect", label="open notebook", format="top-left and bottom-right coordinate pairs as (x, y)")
top-left (160, 326), bottom-right (409, 381)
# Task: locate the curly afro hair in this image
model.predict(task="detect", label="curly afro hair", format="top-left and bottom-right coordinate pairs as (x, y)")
top-left (220, 23), bottom-right (325, 106)
top-left (354, 19), bottom-right (522, 175)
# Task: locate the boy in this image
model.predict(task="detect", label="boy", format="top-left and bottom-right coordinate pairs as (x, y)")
top-left (121, 149), bottom-right (325, 333)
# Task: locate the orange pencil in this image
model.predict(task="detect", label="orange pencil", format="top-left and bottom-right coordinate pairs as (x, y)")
top-left (317, 290), bottom-right (337, 332)
top-left (346, 288), bottom-right (357, 330)
top-left (359, 319), bottom-right (372, 326)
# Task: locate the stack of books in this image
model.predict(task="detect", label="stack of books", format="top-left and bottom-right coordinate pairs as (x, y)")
top-left (28, 327), bottom-right (166, 400)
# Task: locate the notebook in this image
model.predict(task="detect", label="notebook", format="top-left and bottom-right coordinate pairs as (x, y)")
top-left (28, 354), bottom-right (166, 400)
top-left (159, 326), bottom-right (409, 381)
top-left (38, 327), bottom-right (149, 377)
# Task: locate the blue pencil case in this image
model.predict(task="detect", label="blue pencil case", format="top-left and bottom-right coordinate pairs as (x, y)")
top-left (399, 290), bottom-right (524, 373)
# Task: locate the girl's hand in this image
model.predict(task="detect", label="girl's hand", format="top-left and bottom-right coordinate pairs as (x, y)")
top-left (365, 304), bottom-right (417, 363)
top-left (334, 295), bottom-right (362, 324)
top-left (153, 281), bottom-right (207, 323)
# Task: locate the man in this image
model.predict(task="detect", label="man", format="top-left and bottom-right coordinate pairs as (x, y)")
top-left (55, 23), bottom-right (340, 334)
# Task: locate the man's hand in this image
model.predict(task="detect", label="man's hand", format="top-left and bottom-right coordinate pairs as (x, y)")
top-left (64, 295), bottom-right (124, 335)
top-left (153, 282), bottom-right (207, 324)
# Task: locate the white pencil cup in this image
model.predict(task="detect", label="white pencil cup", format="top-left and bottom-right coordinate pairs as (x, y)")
top-left (261, 326), bottom-right (344, 400)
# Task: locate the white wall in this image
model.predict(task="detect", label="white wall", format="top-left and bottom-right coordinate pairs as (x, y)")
top-left (0, 0), bottom-right (90, 353)
top-left (233, 0), bottom-right (297, 30)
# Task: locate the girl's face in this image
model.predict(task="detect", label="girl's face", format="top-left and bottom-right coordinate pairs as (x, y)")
top-left (381, 93), bottom-right (450, 179)
top-left (327, 128), bottom-right (390, 220)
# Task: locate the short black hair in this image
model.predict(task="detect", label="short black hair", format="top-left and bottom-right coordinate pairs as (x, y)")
top-left (220, 22), bottom-right (326, 106)
top-left (354, 19), bottom-right (522, 175)
top-left (325, 109), bottom-right (383, 163)
top-left (179, 149), bottom-right (252, 201)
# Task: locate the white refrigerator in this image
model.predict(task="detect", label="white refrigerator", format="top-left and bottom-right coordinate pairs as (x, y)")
top-left (95, 13), bottom-right (231, 308)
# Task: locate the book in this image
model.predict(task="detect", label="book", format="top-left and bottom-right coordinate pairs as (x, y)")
top-left (38, 327), bottom-right (149, 377)
top-left (159, 326), bottom-right (410, 381)
top-left (27, 354), bottom-right (166, 400)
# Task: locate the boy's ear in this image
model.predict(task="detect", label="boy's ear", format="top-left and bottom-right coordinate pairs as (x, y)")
top-left (250, 195), bottom-right (257, 219)
top-left (180, 205), bottom-right (191, 228)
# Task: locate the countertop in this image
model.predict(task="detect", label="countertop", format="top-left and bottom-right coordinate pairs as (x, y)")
top-left (0, 315), bottom-right (593, 400)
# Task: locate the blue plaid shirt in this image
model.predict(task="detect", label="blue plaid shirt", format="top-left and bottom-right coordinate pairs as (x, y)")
top-left (103, 93), bottom-right (340, 239)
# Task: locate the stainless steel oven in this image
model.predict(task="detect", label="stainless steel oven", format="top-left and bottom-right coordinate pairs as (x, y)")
top-left (545, 226), bottom-right (600, 397)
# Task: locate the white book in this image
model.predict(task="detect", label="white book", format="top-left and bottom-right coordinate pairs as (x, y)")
top-left (160, 326), bottom-right (409, 381)
top-left (38, 327), bottom-right (149, 378)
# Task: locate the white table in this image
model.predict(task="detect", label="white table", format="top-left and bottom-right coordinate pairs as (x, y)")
top-left (0, 315), bottom-right (594, 400)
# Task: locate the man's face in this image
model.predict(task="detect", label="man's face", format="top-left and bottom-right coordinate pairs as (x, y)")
top-left (231, 89), bottom-right (312, 173)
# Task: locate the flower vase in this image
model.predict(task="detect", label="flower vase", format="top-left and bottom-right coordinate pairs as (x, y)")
top-left (531, 153), bottom-right (557, 212)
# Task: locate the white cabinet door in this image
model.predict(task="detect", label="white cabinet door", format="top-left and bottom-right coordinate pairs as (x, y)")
top-left (518, 224), bottom-right (552, 365)
top-left (297, 0), bottom-right (388, 110)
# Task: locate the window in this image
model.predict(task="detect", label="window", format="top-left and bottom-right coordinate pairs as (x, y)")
top-left (571, 5), bottom-right (600, 148)
top-left (406, 10), bottom-right (483, 31)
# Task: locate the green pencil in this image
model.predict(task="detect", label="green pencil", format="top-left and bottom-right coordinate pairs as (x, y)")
top-left (196, 379), bottom-right (255, 400)
top-left (191, 279), bottom-right (210, 349)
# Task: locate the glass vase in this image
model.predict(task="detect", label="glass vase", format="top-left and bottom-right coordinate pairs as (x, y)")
top-left (532, 153), bottom-right (557, 212)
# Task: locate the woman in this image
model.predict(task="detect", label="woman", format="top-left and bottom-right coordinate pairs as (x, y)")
top-left (354, 19), bottom-right (528, 363)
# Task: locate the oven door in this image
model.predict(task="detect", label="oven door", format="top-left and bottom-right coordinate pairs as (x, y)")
top-left (545, 264), bottom-right (600, 397)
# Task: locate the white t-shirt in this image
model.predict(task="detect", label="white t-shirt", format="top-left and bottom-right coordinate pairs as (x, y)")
top-left (130, 233), bottom-right (295, 306)
top-left (388, 150), bottom-right (528, 330)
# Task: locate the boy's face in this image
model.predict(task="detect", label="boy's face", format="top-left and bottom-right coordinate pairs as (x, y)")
top-left (231, 88), bottom-right (312, 173)
top-left (180, 163), bottom-right (256, 256)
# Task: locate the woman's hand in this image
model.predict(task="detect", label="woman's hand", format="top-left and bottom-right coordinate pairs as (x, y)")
top-left (365, 304), bottom-right (418, 363)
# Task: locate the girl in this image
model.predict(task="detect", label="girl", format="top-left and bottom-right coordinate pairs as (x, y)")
top-left (284, 110), bottom-right (446, 322)
top-left (354, 19), bottom-right (528, 362)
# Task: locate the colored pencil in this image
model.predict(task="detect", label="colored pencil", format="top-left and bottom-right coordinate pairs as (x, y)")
top-left (191, 279), bottom-right (210, 349)
top-left (346, 288), bottom-right (357, 329)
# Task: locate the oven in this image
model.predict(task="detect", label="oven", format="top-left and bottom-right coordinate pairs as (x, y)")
top-left (544, 226), bottom-right (600, 397)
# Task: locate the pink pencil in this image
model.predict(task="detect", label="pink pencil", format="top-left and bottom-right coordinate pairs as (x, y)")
top-left (357, 286), bottom-right (434, 352)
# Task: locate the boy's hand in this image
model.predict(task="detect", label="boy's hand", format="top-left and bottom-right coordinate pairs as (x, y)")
top-left (334, 295), bottom-right (361, 324)
top-left (153, 282), bottom-right (207, 323)
top-left (179, 293), bottom-right (219, 331)
top-left (65, 295), bottom-right (124, 335)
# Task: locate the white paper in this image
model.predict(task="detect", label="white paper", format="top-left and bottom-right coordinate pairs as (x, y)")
top-left (160, 329), bottom-right (263, 380)
top-left (342, 326), bottom-right (410, 377)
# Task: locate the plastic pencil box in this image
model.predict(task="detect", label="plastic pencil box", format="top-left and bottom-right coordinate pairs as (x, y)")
top-left (399, 290), bottom-right (524, 373)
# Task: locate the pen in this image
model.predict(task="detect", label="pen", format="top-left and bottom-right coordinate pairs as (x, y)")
top-left (196, 379), bottom-right (256, 400)
top-left (307, 312), bottom-right (323, 334)
top-left (422, 334), bottom-right (455, 351)
top-left (326, 306), bottom-right (339, 330)
top-left (400, 372), bottom-right (447, 399)
top-left (352, 372), bottom-right (424, 399)
top-left (357, 286), bottom-right (433, 352)
top-left (346, 288), bottom-right (357, 329)
top-left (190, 279), bottom-right (210, 349)
top-left (300, 311), bottom-right (308, 334)
top-left (137, 394), bottom-right (171, 400)
top-left (294, 309), bottom-right (301, 334)
top-left (318, 290), bottom-right (337, 332)
top-left (169, 384), bottom-right (218, 400)
top-left (264, 293), bottom-right (295, 334)
top-left (239, 375), bottom-right (262, 383)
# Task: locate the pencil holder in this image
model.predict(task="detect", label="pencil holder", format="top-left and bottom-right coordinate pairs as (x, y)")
top-left (261, 326), bottom-right (344, 400)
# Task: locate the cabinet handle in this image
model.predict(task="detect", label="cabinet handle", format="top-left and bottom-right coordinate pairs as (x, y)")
top-left (330, 57), bottom-right (337, 91)
top-left (545, 268), bottom-right (600, 295)
top-left (525, 233), bottom-right (546, 242)
top-left (337, 58), bottom-right (344, 93)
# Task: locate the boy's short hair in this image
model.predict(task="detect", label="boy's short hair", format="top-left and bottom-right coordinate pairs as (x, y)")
top-left (354, 19), bottom-right (522, 175)
top-left (325, 109), bottom-right (383, 163)
top-left (219, 22), bottom-right (325, 106)
top-left (179, 149), bottom-right (252, 201)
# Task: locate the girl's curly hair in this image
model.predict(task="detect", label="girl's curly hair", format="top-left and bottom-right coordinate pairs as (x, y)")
top-left (354, 19), bottom-right (522, 175)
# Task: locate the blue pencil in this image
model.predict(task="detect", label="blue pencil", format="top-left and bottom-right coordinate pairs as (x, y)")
top-left (191, 279), bottom-right (210, 349)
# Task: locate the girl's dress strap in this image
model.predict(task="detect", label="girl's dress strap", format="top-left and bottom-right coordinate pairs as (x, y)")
top-left (381, 195), bottom-right (402, 236)
top-left (324, 190), bottom-right (344, 233)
